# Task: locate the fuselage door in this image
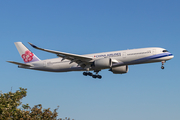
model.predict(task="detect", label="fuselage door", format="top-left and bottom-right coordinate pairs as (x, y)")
top-left (122, 52), bottom-right (126, 58)
top-left (43, 61), bottom-right (47, 67)
top-left (152, 49), bottom-right (156, 55)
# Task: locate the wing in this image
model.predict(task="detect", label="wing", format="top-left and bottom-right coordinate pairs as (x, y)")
top-left (7, 61), bottom-right (33, 67)
top-left (28, 42), bottom-right (93, 69)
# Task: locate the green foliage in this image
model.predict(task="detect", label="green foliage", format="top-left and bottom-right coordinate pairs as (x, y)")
top-left (0, 87), bottom-right (74, 120)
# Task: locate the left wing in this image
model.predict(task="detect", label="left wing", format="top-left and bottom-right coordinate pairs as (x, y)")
top-left (28, 42), bottom-right (93, 69)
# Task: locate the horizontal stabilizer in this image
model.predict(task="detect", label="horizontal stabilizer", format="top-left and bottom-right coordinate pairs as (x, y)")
top-left (7, 61), bottom-right (32, 67)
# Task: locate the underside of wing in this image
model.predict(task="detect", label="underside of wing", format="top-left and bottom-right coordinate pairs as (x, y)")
top-left (7, 61), bottom-right (32, 67)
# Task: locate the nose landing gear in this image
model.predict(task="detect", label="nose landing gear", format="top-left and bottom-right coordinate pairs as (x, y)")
top-left (161, 61), bottom-right (166, 69)
top-left (161, 66), bottom-right (164, 69)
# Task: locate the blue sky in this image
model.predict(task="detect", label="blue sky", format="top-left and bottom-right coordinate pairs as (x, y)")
top-left (0, 0), bottom-right (179, 120)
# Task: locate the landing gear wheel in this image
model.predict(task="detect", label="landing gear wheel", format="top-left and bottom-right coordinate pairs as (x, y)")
top-left (161, 61), bottom-right (166, 70)
top-left (161, 66), bottom-right (165, 69)
top-left (97, 75), bottom-right (102, 79)
top-left (83, 71), bottom-right (102, 79)
top-left (92, 75), bottom-right (97, 78)
top-left (83, 72), bottom-right (87, 76)
top-left (87, 72), bottom-right (93, 76)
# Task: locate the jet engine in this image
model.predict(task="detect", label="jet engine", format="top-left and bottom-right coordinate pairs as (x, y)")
top-left (109, 65), bottom-right (128, 74)
top-left (93, 58), bottom-right (112, 69)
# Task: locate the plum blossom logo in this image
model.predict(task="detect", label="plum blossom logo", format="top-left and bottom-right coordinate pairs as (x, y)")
top-left (22, 50), bottom-right (34, 62)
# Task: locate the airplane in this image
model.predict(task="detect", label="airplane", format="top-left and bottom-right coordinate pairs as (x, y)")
top-left (7, 42), bottom-right (174, 79)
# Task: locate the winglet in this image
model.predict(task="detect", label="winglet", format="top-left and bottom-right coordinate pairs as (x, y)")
top-left (28, 42), bottom-right (38, 48)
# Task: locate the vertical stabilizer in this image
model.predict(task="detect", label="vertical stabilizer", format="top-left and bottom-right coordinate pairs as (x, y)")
top-left (14, 42), bottom-right (41, 63)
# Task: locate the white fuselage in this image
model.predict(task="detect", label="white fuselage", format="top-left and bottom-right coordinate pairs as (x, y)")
top-left (19, 47), bottom-right (174, 72)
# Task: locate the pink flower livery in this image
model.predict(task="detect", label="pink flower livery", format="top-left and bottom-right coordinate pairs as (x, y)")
top-left (22, 50), bottom-right (34, 62)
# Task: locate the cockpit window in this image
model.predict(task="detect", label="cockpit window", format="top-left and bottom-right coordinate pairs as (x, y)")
top-left (163, 50), bottom-right (168, 52)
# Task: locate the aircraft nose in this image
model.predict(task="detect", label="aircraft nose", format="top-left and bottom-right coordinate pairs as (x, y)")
top-left (170, 53), bottom-right (174, 59)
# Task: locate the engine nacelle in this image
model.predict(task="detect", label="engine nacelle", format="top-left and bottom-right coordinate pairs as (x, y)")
top-left (109, 65), bottom-right (128, 74)
top-left (93, 58), bottom-right (112, 69)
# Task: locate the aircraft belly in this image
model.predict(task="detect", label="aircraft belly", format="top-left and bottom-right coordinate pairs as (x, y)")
top-left (42, 62), bottom-right (84, 72)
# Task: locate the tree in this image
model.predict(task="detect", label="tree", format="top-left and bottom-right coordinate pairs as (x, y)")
top-left (0, 87), bottom-right (74, 120)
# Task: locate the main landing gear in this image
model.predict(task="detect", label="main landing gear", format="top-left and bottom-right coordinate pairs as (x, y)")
top-left (161, 61), bottom-right (166, 69)
top-left (83, 71), bottom-right (102, 79)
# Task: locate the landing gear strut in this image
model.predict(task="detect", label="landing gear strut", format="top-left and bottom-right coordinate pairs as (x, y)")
top-left (94, 70), bottom-right (102, 79)
top-left (83, 71), bottom-right (102, 79)
top-left (161, 61), bottom-right (166, 69)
